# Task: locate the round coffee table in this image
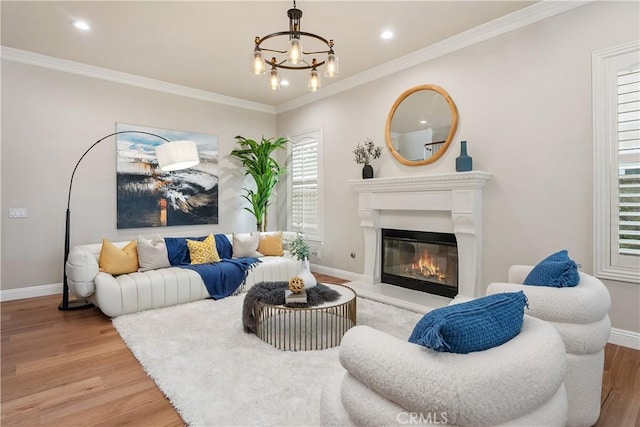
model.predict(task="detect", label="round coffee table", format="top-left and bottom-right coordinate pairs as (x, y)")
top-left (253, 283), bottom-right (357, 351)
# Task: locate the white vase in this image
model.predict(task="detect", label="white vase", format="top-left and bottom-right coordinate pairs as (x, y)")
top-left (298, 259), bottom-right (317, 289)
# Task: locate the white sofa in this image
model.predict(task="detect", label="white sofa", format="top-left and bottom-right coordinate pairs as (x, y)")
top-left (487, 266), bottom-right (611, 427)
top-left (320, 317), bottom-right (568, 426)
top-left (66, 232), bottom-right (299, 317)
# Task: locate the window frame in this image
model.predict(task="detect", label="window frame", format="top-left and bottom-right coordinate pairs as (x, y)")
top-left (286, 127), bottom-right (324, 242)
top-left (593, 40), bottom-right (640, 283)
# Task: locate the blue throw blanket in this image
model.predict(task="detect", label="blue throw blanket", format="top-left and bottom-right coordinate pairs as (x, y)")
top-left (164, 234), bottom-right (260, 299)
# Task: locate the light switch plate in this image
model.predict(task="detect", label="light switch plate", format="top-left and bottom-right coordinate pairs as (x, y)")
top-left (9, 208), bottom-right (28, 218)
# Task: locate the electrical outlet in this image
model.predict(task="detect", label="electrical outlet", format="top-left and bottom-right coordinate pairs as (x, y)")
top-left (315, 250), bottom-right (321, 259)
top-left (9, 208), bottom-right (27, 218)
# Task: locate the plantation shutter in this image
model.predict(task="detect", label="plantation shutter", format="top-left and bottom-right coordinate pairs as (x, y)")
top-left (290, 135), bottom-right (320, 238)
top-left (617, 67), bottom-right (640, 257)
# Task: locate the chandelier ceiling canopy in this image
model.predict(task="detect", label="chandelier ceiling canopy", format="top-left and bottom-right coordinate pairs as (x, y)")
top-left (251, 0), bottom-right (338, 92)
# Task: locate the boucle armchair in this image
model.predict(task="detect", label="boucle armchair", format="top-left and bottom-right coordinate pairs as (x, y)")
top-left (320, 317), bottom-right (568, 426)
top-left (487, 266), bottom-right (611, 427)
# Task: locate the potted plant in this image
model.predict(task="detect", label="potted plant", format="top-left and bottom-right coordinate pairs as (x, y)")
top-left (288, 232), bottom-right (316, 289)
top-left (353, 138), bottom-right (382, 179)
top-left (230, 135), bottom-right (288, 232)
top-left (289, 232), bottom-right (310, 261)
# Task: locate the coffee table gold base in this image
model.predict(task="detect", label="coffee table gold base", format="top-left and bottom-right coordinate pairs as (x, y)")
top-left (254, 283), bottom-right (357, 351)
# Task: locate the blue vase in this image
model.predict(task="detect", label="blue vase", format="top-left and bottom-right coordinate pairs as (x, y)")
top-left (456, 141), bottom-right (473, 172)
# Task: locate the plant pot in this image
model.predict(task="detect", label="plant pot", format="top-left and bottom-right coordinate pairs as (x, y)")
top-left (362, 164), bottom-right (374, 179)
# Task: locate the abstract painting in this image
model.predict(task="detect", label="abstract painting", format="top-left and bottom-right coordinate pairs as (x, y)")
top-left (116, 123), bottom-right (218, 228)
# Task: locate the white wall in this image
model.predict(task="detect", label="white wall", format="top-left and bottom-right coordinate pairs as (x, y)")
top-left (276, 1), bottom-right (640, 333)
top-left (1, 60), bottom-right (275, 290)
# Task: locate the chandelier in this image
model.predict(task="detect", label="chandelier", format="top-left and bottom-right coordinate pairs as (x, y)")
top-left (251, 0), bottom-right (338, 92)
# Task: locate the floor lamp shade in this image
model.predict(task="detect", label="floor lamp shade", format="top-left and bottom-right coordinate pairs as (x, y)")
top-left (156, 140), bottom-right (200, 171)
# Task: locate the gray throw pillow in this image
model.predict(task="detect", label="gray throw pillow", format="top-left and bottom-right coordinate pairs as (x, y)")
top-left (137, 235), bottom-right (171, 271)
top-left (232, 232), bottom-right (263, 258)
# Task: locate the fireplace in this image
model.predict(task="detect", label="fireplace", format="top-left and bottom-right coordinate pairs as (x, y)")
top-left (349, 172), bottom-right (491, 309)
top-left (382, 229), bottom-right (458, 298)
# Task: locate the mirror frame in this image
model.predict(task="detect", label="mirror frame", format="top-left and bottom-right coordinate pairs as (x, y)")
top-left (385, 84), bottom-right (459, 166)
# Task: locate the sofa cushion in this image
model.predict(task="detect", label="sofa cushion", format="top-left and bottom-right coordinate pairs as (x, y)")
top-left (137, 235), bottom-right (170, 271)
top-left (408, 291), bottom-right (528, 354)
top-left (187, 234), bottom-right (221, 265)
top-left (232, 232), bottom-right (262, 258)
top-left (99, 239), bottom-right (138, 275)
top-left (523, 250), bottom-right (579, 287)
top-left (258, 231), bottom-right (284, 256)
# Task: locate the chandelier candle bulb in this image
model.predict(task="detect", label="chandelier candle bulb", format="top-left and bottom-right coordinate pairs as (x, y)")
top-left (270, 68), bottom-right (280, 91)
top-left (289, 38), bottom-right (302, 65)
top-left (251, 48), bottom-right (265, 75)
top-left (324, 51), bottom-right (339, 77)
top-left (308, 68), bottom-right (321, 92)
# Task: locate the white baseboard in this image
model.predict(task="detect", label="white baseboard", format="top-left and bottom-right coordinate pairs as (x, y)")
top-left (609, 327), bottom-right (640, 350)
top-left (1, 283), bottom-right (62, 302)
top-left (4, 277), bottom-right (640, 351)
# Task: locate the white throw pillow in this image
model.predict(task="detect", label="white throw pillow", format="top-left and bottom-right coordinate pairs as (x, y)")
top-left (232, 232), bottom-right (263, 258)
top-left (137, 235), bottom-right (171, 271)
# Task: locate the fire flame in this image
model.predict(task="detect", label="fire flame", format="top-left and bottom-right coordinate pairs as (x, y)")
top-left (408, 251), bottom-right (446, 281)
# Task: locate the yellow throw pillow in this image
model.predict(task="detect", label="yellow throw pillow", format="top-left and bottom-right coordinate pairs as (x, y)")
top-left (99, 239), bottom-right (139, 275)
top-left (258, 231), bottom-right (284, 256)
top-left (187, 233), bottom-right (220, 265)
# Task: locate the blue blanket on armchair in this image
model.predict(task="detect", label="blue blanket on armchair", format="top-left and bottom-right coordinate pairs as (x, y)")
top-left (164, 234), bottom-right (260, 299)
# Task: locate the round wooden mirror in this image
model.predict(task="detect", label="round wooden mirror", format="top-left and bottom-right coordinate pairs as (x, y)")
top-left (385, 84), bottom-right (459, 166)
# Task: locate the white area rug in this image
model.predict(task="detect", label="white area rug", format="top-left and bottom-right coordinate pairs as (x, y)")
top-left (113, 294), bottom-right (422, 426)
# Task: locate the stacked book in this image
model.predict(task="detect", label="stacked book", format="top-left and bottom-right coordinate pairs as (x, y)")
top-left (285, 289), bottom-right (308, 304)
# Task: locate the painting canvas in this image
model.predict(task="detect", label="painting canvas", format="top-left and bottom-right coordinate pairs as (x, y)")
top-left (116, 123), bottom-right (218, 229)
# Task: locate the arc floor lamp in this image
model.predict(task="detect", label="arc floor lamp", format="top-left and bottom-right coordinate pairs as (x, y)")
top-left (59, 131), bottom-right (200, 310)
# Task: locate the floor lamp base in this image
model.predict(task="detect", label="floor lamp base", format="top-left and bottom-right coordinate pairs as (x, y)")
top-left (58, 300), bottom-right (94, 311)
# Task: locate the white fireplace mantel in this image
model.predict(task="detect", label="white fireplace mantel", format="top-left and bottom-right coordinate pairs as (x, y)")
top-left (349, 171), bottom-right (492, 193)
top-left (348, 171), bottom-right (491, 311)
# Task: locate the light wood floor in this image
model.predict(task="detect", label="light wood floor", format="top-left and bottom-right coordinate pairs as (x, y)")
top-left (2, 274), bottom-right (638, 426)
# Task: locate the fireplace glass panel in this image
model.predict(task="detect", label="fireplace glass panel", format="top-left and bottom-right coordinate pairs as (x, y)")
top-left (382, 229), bottom-right (458, 298)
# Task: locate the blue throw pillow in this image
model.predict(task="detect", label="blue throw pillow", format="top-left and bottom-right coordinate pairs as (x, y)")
top-left (164, 236), bottom-right (207, 265)
top-left (408, 291), bottom-right (528, 354)
top-left (214, 234), bottom-right (233, 260)
top-left (523, 250), bottom-right (580, 287)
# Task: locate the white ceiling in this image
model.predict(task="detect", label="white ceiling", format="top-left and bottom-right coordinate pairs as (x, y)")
top-left (1, 1), bottom-right (536, 108)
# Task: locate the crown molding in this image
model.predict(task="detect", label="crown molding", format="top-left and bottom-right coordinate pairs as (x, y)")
top-left (1, 1), bottom-right (590, 115)
top-left (0, 47), bottom-right (277, 115)
top-left (276, 0), bottom-right (592, 113)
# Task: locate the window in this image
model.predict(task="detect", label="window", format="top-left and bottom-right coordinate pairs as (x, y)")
top-left (618, 68), bottom-right (640, 258)
top-left (593, 41), bottom-right (640, 283)
top-left (287, 127), bottom-right (323, 241)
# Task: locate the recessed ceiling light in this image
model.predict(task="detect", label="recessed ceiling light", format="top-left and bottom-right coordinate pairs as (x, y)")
top-left (419, 120), bottom-right (427, 124)
top-left (280, 80), bottom-right (290, 87)
top-left (73, 20), bottom-right (91, 31)
top-left (380, 30), bottom-right (394, 40)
